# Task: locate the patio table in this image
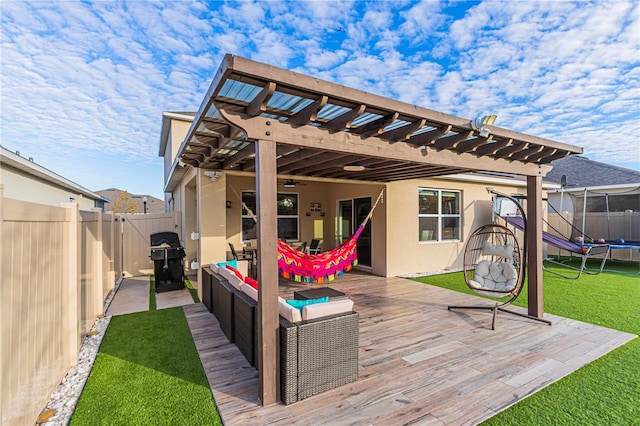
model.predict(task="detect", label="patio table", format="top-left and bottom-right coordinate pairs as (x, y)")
top-left (293, 287), bottom-right (349, 301)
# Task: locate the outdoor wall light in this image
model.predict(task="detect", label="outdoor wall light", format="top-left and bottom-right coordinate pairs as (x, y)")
top-left (343, 165), bottom-right (365, 172)
top-left (471, 115), bottom-right (497, 138)
top-left (226, 200), bottom-right (231, 209)
top-left (204, 170), bottom-right (223, 181)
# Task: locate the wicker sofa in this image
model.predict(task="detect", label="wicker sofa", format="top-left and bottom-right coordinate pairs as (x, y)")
top-left (201, 266), bottom-right (359, 404)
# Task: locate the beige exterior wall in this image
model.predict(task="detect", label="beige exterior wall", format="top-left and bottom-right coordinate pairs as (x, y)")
top-left (385, 178), bottom-right (529, 276)
top-left (162, 119), bottom-right (192, 184)
top-left (176, 169), bottom-right (198, 272)
top-left (1, 166), bottom-right (97, 210)
top-left (197, 170), bottom-right (228, 291)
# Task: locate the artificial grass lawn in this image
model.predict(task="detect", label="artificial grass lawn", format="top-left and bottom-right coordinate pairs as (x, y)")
top-left (414, 259), bottom-right (640, 425)
top-left (71, 307), bottom-right (221, 426)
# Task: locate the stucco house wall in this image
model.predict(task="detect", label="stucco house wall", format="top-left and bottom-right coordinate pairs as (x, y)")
top-left (1, 146), bottom-right (108, 210)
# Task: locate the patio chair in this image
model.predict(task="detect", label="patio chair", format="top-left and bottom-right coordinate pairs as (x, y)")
top-left (229, 243), bottom-right (253, 261)
top-left (448, 223), bottom-right (552, 330)
top-left (308, 239), bottom-right (321, 254)
top-left (297, 241), bottom-right (308, 252)
top-left (229, 243), bottom-right (256, 277)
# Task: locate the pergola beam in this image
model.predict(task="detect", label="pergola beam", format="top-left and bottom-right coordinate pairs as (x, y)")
top-left (218, 109), bottom-right (551, 177)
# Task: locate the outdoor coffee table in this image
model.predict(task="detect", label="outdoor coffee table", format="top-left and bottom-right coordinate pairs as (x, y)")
top-left (293, 287), bottom-right (349, 301)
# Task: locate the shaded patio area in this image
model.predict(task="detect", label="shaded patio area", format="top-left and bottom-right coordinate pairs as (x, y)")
top-left (184, 272), bottom-right (635, 425)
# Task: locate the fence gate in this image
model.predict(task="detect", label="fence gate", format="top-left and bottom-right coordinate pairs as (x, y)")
top-left (118, 212), bottom-right (182, 277)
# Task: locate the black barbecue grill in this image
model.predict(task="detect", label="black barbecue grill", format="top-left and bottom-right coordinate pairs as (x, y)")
top-left (150, 232), bottom-right (186, 292)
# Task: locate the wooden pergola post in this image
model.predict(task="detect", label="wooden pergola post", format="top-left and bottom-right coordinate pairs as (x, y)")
top-left (255, 138), bottom-right (279, 405)
top-left (526, 175), bottom-right (544, 318)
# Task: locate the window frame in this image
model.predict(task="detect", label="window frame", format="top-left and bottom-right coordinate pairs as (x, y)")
top-left (418, 187), bottom-right (462, 243)
top-left (241, 191), bottom-right (300, 242)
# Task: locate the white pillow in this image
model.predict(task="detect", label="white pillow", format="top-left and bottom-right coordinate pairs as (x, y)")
top-left (279, 298), bottom-right (302, 323)
top-left (240, 283), bottom-right (258, 301)
top-left (302, 299), bottom-right (354, 321)
top-left (502, 262), bottom-right (517, 280)
top-left (489, 262), bottom-right (507, 283)
top-left (483, 241), bottom-right (514, 262)
top-left (235, 260), bottom-right (249, 278)
top-left (475, 260), bottom-right (491, 278)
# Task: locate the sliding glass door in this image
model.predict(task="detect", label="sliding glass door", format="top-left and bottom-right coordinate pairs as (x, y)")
top-left (337, 197), bottom-right (372, 268)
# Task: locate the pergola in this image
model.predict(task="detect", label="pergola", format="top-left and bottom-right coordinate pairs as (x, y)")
top-left (170, 54), bottom-right (583, 405)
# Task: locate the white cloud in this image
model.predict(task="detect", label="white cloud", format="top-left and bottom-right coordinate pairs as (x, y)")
top-left (1, 0), bottom-right (638, 200)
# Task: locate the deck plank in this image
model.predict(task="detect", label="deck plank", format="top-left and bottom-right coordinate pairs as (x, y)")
top-left (183, 272), bottom-right (636, 425)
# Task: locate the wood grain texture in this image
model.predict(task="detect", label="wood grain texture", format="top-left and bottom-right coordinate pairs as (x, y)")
top-left (184, 271), bottom-right (635, 425)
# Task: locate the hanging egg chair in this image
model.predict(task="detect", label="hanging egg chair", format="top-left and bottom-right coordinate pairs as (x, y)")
top-left (448, 190), bottom-right (552, 330)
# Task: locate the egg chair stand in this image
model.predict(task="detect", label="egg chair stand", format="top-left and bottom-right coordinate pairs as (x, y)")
top-left (448, 191), bottom-right (552, 330)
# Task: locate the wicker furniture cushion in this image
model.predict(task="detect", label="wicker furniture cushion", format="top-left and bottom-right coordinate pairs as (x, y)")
top-left (226, 265), bottom-right (245, 280)
top-left (218, 267), bottom-right (243, 290)
top-left (286, 297), bottom-right (329, 312)
top-left (302, 299), bottom-right (354, 321)
top-left (211, 260), bottom-right (249, 277)
top-left (279, 297), bottom-right (302, 323)
top-left (240, 283), bottom-right (258, 301)
top-left (470, 260), bottom-right (517, 296)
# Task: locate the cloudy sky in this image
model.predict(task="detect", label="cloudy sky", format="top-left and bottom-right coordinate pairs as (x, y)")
top-left (2, 1), bottom-right (639, 199)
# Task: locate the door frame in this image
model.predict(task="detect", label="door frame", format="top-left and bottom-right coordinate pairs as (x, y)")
top-left (336, 196), bottom-right (373, 270)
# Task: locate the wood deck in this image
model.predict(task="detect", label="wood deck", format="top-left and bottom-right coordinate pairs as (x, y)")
top-left (183, 272), bottom-right (635, 425)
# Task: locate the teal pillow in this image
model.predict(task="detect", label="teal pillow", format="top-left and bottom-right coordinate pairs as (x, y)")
top-left (217, 260), bottom-right (237, 269)
top-left (286, 297), bottom-right (329, 312)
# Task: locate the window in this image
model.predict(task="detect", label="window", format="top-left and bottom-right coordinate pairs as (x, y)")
top-left (418, 188), bottom-right (461, 242)
top-left (241, 191), bottom-right (299, 241)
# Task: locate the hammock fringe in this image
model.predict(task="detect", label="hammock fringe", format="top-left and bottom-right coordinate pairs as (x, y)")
top-left (278, 225), bottom-right (363, 283)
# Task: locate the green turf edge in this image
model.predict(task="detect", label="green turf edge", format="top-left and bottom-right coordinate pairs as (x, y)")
top-left (70, 307), bottom-right (222, 426)
top-left (149, 275), bottom-right (156, 311)
top-left (185, 277), bottom-right (200, 303)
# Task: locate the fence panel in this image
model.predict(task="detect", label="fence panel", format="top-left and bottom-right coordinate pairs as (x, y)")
top-left (101, 212), bottom-right (116, 300)
top-left (79, 210), bottom-right (103, 334)
top-left (1, 196), bottom-right (79, 425)
top-left (120, 212), bottom-right (181, 277)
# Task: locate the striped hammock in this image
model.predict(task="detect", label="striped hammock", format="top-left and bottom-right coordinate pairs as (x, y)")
top-left (231, 186), bottom-right (385, 284)
top-left (278, 225), bottom-right (365, 283)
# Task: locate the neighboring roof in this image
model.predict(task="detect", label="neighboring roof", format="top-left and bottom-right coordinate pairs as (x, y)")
top-left (95, 188), bottom-right (165, 214)
top-left (165, 54), bottom-right (583, 192)
top-left (546, 156), bottom-right (640, 188)
top-left (0, 146), bottom-right (110, 203)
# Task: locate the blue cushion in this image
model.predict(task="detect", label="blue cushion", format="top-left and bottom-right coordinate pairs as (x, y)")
top-left (217, 260), bottom-right (238, 269)
top-left (286, 297), bottom-right (329, 312)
